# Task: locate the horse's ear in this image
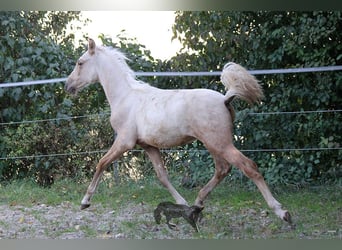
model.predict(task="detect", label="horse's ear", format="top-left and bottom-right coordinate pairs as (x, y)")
top-left (88, 38), bottom-right (96, 55)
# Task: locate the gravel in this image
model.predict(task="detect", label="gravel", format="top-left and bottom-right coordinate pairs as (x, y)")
top-left (0, 201), bottom-right (197, 239)
top-left (1, 200), bottom-right (339, 239)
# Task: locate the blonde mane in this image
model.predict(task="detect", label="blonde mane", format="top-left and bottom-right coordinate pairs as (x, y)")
top-left (98, 46), bottom-right (149, 89)
top-left (97, 46), bottom-right (136, 79)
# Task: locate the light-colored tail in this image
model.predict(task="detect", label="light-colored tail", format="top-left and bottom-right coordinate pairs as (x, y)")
top-left (220, 62), bottom-right (264, 105)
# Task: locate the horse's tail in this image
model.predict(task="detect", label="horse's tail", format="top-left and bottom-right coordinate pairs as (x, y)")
top-left (220, 62), bottom-right (264, 105)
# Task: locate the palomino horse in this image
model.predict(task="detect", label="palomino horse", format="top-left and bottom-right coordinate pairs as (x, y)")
top-left (65, 38), bottom-right (292, 225)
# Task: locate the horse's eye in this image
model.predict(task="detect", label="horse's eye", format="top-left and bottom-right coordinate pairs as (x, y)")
top-left (78, 61), bottom-right (84, 66)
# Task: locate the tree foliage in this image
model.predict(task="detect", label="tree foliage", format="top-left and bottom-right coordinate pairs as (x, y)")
top-left (0, 11), bottom-right (99, 185)
top-left (0, 11), bottom-right (84, 122)
top-left (170, 11), bottom-right (342, 185)
top-left (0, 11), bottom-right (341, 187)
top-left (0, 12), bottom-right (162, 185)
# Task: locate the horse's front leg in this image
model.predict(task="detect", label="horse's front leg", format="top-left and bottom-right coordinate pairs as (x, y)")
top-left (143, 145), bottom-right (188, 205)
top-left (81, 139), bottom-right (132, 209)
top-left (194, 155), bottom-right (231, 207)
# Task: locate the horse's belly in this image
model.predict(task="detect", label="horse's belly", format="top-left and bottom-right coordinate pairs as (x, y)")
top-left (138, 121), bottom-right (195, 148)
top-left (140, 134), bottom-right (195, 148)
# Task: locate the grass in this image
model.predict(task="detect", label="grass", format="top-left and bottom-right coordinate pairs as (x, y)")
top-left (0, 177), bottom-right (341, 239)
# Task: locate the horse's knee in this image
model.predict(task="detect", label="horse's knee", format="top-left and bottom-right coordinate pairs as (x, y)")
top-left (155, 167), bottom-right (170, 185)
top-left (155, 167), bottom-right (166, 178)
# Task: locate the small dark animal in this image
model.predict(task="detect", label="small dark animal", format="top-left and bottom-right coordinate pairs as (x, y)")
top-left (154, 201), bottom-right (203, 232)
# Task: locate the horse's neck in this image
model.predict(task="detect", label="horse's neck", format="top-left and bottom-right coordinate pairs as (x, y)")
top-left (97, 56), bottom-right (136, 108)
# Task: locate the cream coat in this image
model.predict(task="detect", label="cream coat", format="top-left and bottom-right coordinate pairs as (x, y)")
top-left (65, 39), bottom-right (292, 225)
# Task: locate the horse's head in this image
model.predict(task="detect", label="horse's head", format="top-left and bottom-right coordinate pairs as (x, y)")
top-left (65, 38), bottom-right (99, 95)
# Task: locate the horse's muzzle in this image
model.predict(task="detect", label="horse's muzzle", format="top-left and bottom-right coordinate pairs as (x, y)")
top-left (65, 79), bottom-right (77, 95)
top-left (66, 87), bottom-right (77, 95)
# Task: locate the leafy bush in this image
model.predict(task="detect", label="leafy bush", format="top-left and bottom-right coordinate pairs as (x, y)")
top-left (170, 11), bottom-right (342, 185)
top-left (1, 11), bottom-right (341, 187)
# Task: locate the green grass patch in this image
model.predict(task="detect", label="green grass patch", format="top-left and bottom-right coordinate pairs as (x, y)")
top-left (0, 177), bottom-right (341, 239)
top-left (0, 179), bottom-right (87, 207)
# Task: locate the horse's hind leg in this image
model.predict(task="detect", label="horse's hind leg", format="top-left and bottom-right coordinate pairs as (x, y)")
top-left (194, 155), bottom-right (232, 207)
top-left (223, 145), bottom-right (292, 224)
top-left (143, 145), bottom-right (188, 205)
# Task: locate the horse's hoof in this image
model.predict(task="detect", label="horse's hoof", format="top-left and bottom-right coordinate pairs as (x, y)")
top-left (195, 204), bottom-right (204, 210)
top-left (80, 204), bottom-right (91, 210)
top-left (194, 200), bottom-right (205, 209)
top-left (283, 211), bottom-right (292, 224)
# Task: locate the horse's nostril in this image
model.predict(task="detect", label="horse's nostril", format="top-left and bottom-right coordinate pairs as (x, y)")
top-left (65, 85), bottom-right (76, 94)
top-left (70, 87), bottom-right (76, 94)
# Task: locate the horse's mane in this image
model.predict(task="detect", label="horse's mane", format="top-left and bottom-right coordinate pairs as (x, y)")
top-left (98, 46), bottom-right (152, 90)
top-left (95, 46), bottom-right (155, 92)
top-left (98, 46), bottom-right (137, 80)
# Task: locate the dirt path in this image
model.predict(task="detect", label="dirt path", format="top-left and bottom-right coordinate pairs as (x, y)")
top-left (1, 201), bottom-right (340, 239)
top-left (1, 202), bottom-right (138, 239)
top-left (0, 202), bottom-right (196, 239)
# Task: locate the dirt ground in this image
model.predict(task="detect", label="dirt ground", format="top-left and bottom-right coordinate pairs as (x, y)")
top-left (1, 201), bottom-right (341, 239)
top-left (0, 201), bottom-right (286, 239)
top-left (0, 202), bottom-right (199, 239)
